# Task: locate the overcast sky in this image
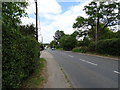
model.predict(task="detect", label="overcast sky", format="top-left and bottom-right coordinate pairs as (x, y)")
top-left (21, 0), bottom-right (93, 43)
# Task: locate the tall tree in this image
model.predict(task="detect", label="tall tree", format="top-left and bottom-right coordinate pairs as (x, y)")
top-left (53, 30), bottom-right (65, 41)
top-left (84, 1), bottom-right (119, 31)
top-left (73, 0), bottom-right (119, 41)
top-left (59, 35), bottom-right (77, 50)
top-left (2, 2), bottom-right (28, 30)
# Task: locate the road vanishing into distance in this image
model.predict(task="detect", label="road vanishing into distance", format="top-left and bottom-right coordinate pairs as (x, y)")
top-left (46, 49), bottom-right (119, 88)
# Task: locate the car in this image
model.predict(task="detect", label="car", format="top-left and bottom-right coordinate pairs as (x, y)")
top-left (51, 48), bottom-right (55, 50)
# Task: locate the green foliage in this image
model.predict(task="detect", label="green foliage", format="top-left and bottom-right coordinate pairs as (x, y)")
top-left (2, 2), bottom-right (41, 89)
top-left (73, 16), bottom-right (87, 29)
top-left (54, 30), bottom-right (65, 41)
top-left (2, 2), bottom-right (28, 29)
top-left (71, 30), bottom-right (87, 39)
top-left (52, 30), bottom-right (65, 48)
top-left (19, 24), bottom-right (36, 38)
top-left (72, 47), bottom-right (81, 52)
top-left (40, 43), bottom-right (44, 51)
top-left (96, 38), bottom-right (120, 55)
top-left (2, 28), bottom-right (40, 88)
top-left (77, 37), bottom-right (90, 47)
top-left (72, 46), bottom-right (88, 53)
top-left (88, 23), bottom-right (116, 40)
top-left (49, 40), bottom-right (57, 48)
top-left (84, 1), bottom-right (119, 28)
top-left (22, 58), bottom-right (46, 88)
top-left (116, 30), bottom-right (120, 38)
top-left (71, 31), bottom-right (79, 38)
top-left (88, 39), bottom-right (120, 55)
top-left (73, 1), bottom-right (119, 41)
top-left (88, 42), bottom-right (96, 52)
top-left (59, 35), bottom-right (77, 51)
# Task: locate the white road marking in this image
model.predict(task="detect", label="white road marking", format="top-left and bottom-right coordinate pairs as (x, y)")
top-left (68, 55), bottom-right (74, 58)
top-left (114, 71), bottom-right (120, 74)
top-left (79, 59), bottom-right (98, 66)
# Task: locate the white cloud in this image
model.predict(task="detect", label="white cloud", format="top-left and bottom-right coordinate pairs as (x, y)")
top-left (26, 0), bottom-right (62, 15)
top-left (40, 0), bottom-right (93, 43)
top-left (21, 0), bottom-right (93, 43)
top-left (20, 17), bottom-right (36, 25)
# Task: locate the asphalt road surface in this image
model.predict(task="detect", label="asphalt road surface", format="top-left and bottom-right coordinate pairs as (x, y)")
top-left (46, 49), bottom-right (119, 88)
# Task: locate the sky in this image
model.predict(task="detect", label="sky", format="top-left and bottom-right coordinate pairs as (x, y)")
top-left (21, 0), bottom-right (93, 43)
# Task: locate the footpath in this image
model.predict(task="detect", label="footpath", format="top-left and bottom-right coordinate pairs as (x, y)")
top-left (41, 50), bottom-right (71, 88)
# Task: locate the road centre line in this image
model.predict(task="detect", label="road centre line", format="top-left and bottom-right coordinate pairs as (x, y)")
top-left (68, 55), bottom-right (74, 58)
top-left (114, 70), bottom-right (120, 74)
top-left (79, 59), bottom-right (98, 66)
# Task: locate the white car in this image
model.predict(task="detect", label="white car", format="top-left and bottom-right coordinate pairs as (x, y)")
top-left (51, 48), bottom-right (55, 50)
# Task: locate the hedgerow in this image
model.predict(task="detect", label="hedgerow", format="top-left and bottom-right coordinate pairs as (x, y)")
top-left (96, 38), bottom-right (120, 55)
top-left (2, 28), bottom-right (40, 88)
top-left (88, 38), bottom-right (120, 56)
top-left (72, 46), bottom-right (88, 53)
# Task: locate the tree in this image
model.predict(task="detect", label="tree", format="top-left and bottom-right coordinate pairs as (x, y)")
top-left (53, 30), bottom-right (65, 41)
top-left (84, 1), bottom-right (119, 30)
top-left (73, 1), bottom-right (119, 41)
top-left (53, 30), bottom-right (65, 48)
top-left (88, 23), bottom-right (116, 40)
top-left (2, 2), bottom-right (41, 89)
top-left (115, 30), bottom-right (120, 38)
top-left (2, 2), bottom-right (28, 30)
top-left (49, 40), bottom-right (57, 48)
top-left (19, 24), bottom-right (36, 38)
top-left (59, 35), bottom-right (77, 50)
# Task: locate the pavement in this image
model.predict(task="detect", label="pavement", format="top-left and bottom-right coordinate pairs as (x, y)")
top-left (46, 49), bottom-right (119, 88)
top-left (41, 50), bottom-right (71, 88)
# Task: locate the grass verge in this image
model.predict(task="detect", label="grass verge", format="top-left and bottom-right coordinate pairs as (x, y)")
top-left (22, 58), bottom-right (46, 88)
top-left (72, 48), bottom-right (119, 60)
top-left (86, 52), bottom-right (120, 60)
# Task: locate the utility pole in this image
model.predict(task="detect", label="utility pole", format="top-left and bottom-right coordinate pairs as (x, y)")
top-left (35, 0), bottom-right (38, 41)
top-left (95, 2), bottom-right (98, 51)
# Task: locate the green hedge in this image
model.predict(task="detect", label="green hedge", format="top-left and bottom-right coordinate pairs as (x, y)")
top-left (72, 46), bottom-right (88, 53)
top-left (2, 29), bottom-right (40, 88)
top-left (88, 38), bottom-right (120, 56)
top-left (96, 38), bottom-right (120, 55)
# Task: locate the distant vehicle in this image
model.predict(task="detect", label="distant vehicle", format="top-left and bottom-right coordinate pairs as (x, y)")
top-left (51, 48), bottom-right (55, 50)
top-left (51, 45), bottom-right (55, 50)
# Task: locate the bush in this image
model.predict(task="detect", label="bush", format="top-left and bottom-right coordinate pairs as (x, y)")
top-left (88, 42), bottom-right (96, 52)
top-left (72, 47), bottom-right (81, 52)
top-left (77, 37), bottom-right (90, 47)
top-left (88, 38), bottom-right (120, 55)
top-left (96, 38), bottom-right (120, 55)
top-left (2, 29), bottom-right (40, 88)
top-left (72, 46), bottom-right (88, 53)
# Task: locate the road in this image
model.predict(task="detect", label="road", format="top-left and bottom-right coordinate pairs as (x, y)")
top-left (46, 49), bottom-right (119, 88)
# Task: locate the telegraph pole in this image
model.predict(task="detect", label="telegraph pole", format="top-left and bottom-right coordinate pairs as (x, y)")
top-left (35, 0), bottom-right (38, 41)
top-left (95, 2), bottom-right (98, 51)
